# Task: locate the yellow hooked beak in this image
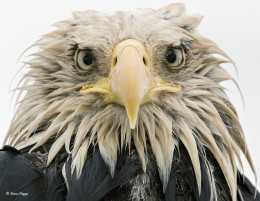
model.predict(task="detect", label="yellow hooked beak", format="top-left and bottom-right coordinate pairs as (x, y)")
top-left (80, 39), bottom-right (182, 129)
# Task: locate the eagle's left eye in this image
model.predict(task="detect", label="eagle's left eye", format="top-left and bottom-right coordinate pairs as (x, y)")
top-left (165, 47), bottom-right (185, 69)
top-left (74, 49), bottom-right (94, 73)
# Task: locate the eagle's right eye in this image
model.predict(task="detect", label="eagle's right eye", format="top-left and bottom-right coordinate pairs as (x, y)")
top-left (74, 48), bottom-right (94, 73)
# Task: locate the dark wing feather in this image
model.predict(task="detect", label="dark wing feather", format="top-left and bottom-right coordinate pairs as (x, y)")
top-left (0, 146), bottom-right (46, 201)
top-left (0, 145), bottom-right (67, 201)
top-left (237, 171), bottom-right (260, 201)
top-left (65, 147), bottom-right (138, 201)
top-left (46, 162), bottom-right (67, 201)
top-left (180, 154), bottom-right (214, 201)
top-left (197, 156), bottom-right (216, 201)
top-left (171, 142), bottom-right (216, 201)
top-left (165, 166), bottom-right (176, 201)
top-left (20, 140), bottom-right (68, 201)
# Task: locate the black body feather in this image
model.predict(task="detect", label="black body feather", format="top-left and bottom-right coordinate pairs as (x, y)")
top-left (237, 171), bottom-right (260, 201)
top-left (0, 145), bottom-right (66, 201)
top-left (0, 143), bottom-right (259, 201)
top-left (0, 146), bottom-right (46, 201)
top-left (65, 147), bottom-right (138, 201)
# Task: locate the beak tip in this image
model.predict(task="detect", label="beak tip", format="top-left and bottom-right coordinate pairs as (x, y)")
top-left (126, 106), bottom-right (139, 130)
top-left (130, 122), bottom-right (136, 129)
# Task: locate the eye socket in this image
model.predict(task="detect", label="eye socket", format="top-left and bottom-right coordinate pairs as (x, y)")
top-left (74, 48), bottom-right (94, 73)
top-left (165, 47), bottom-right (185, 69)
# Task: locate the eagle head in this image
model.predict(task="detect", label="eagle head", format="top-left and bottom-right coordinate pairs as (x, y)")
top-left (5, 4), bottom-right (256, 200)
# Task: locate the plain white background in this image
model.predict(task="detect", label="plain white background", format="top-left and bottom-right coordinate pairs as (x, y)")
top-left (0, 0), bottom-right (259, 189)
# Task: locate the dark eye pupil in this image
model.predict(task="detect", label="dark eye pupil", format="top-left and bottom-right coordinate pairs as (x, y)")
top-left (167, 52), bottom-right (176, 63)
top-left (83, 54), bottom-right (93, 65)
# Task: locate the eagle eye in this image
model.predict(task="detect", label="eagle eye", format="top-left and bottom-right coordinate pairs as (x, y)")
top-left (74, 48), bottom-right (94, 73)
top-left (165, 46), bottom-right (185, 69)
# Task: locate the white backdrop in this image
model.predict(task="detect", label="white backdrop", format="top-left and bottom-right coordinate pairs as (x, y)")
top-left (0, 0), bottom-right (259, 189)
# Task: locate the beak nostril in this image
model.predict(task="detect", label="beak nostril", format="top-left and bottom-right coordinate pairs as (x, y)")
top-left (112, 56), bottom-right (118, 67)
top-left (143, 57), bottom-right (148, 66)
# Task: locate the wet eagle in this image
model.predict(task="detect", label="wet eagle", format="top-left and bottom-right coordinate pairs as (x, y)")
top-left (0, 3), bottom-right (259, 201)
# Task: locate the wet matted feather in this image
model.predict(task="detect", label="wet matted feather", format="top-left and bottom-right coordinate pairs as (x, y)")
top-left (3, 3), bottom-right (259, 201)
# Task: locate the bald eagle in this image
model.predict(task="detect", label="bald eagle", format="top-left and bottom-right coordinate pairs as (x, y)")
top-left (0, 3), bottom-right (259, 201)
